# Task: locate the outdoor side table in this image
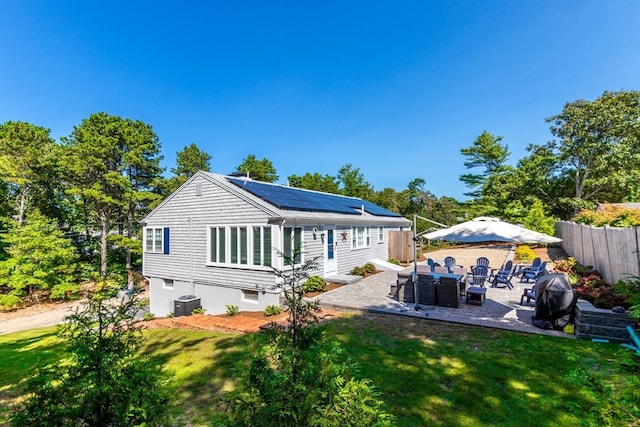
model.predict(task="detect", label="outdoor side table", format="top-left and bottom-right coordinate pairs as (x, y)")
top-left (466, 287), bottom-right (486, 305)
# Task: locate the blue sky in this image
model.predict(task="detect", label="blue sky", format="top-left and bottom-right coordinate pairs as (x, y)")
top-left (2, 1), bottom-right (639, 200)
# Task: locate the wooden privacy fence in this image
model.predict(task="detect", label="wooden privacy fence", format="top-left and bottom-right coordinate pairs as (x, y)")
top-left (556, 221), bottom-right (640, 284)
top-left (388, 230), bottom-right (416, 263)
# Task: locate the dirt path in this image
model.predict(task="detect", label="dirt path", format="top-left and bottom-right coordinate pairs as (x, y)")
top-left (0, 300), bottom-right (85, 335)
top-left (1, 285), bottom-right (151, 335)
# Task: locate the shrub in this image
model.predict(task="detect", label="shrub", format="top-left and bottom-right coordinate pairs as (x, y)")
top-left (263, 304), bottom-right (281, 316)
top-left (50, 283), bottom-right (81, 300)
top-left (351, 263), bottom-right (377, 276)
top-left (219, 249), bottom-right (394, 426)
top-left (572, 273), bottom-right (627, 309)
top-left (387, 258), bottom-right (401, 265)
top-left (574, 206), bottom-right (640, 227)
top-left (514, 245), bottom-right (536, 262)
top-left (363, 263), bottom-right (376, 273)
top-left (226, 304), bottom-right (239, 316)
top-left (351, 266), bottom-right (365, 276)
top-left (616, 276), bottom-right (640, 320)
top-left (143, 311), bottom-right (156, 321)
top-left (93, 278), bottom-right (122, 299)
top-left (554, 257), bottom-right (579, 283)
top-left (553, 257), bottom-right (577, 274)
top-left (552, 257), bottom-right (627, 308)
top-left (191, 307), bottom-right (206, 315)
top-left (11, 290), bottom-right (171, 426)
top-left (303, 276), bottom-right (326, 293)
top-left (0, 294), bottom-right (22, 310)
top-left (166, 312), bottom-right (174, 318)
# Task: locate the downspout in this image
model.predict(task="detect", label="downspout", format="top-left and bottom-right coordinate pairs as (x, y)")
top-left (189, 217), bottom-right (194, 295)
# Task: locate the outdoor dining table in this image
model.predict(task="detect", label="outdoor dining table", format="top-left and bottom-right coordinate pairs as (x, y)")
top-left (416, 273), bottom-right (464, 307)
top-left (420, 273), bottom-right (464, 284)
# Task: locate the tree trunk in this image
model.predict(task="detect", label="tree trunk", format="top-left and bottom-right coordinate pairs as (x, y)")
top-left (17, 187), bottom-right (28, 227)
top-left (126, 209), bottom-right (134, 272)
top-left (100, 213), bottom-right (109, 278)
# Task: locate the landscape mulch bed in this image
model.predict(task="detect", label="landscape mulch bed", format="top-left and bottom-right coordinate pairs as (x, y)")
top-left (304, 282), bottom-right (344, 298)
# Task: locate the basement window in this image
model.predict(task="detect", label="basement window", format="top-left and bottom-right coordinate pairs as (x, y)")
top-left (242, 290), bottom-right (259, 303)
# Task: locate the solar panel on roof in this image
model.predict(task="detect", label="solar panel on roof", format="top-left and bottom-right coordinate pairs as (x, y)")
top-left (227, 178), bottom-right (401, 217)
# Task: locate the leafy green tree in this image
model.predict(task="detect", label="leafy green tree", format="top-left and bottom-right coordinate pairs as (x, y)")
top-left (0, 121), bottom-right (58, 226)
top-left (427, 196), bottom-right (462, 226)
top-left (337, 163), bottom-right (374, 199)
top-left (236, 154), bottom-right (278, 182)
top-left (219, 252), bottom-right (393, 426)
top-left (165, 143), bottom-right (212, 194)
top-left (403, 178), bottom-right (431, 215)
top-left (460, 131), bottom-right (511, 198)
top-left (61, 112), bottom-right (163, 277)
top-left (287, 172), bottom-right (340, 194)
top-left (0, 178), bottom-right (11, 238)
top-left (11, 290), bottom-right (171, 426)
top-left (119, 119), bottom-right (164, 271)
top-left (0, 210), bottom-right (78, 300)
top-left (522, 198), bottom-right (556, 235)
top-left (374, 187), bottom-right (402, 213)
top-left (546, 90), bottom-right (640, 212)
top-left (477, 142), bottom-right (573, 220)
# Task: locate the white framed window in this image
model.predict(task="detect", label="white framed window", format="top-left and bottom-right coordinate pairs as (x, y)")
top-left (351, 226), bottom-right (370, 249)
top-left (283, 226), bottom-right (303, 265)
top-left (378, 226), bottom-right (384, 243)
top-left (208, 225), bottom-right (273, 267)
top-left (145, 227), bottom-right (168, 253)
top-left (253, 226), bottom-right (272, 266)
top-left (242, 290), bottom-right (260, 303)
top-left (209, 226), bottom-right (226, 263)
top-left (163, 279), bottom-right (174, 289)
top-left (230, 226), bottom-right (248, 265)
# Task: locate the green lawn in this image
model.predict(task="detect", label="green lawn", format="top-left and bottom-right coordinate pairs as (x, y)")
top-left (1, 313), bottom-right (635, 426)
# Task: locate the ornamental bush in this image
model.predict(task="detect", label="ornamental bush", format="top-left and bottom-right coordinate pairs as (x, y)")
top-left (264, 304), bottom-right (281, 316)
top-left (351, 263), bottom-right (377, 276)
top-left (514, 245), bottom-right (536, 262)
top-left (0, 294), bottom-right (22, 310)
top-left (11, 289), bottom-right (172, 426)
top-left (303, 275), bottom-right (326, 293)
top-left (616, 276), bottom-right (640, 320)
top-left (218, 251), bottom-right (394, 426)
top-left (49, 283), bottom-right (81, 300)
top-left (226, 304), bottom-right (239, 316)
top-left (554, 257), bottom-right (630, 309)
top-left (573, 206), bottom-right (640, 227)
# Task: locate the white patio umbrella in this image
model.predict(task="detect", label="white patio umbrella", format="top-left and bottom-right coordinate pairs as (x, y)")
top-left (421, 216), bottom-right (561, 244)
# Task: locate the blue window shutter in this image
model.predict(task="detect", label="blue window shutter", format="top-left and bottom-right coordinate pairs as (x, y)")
top-left (163, 227), bottom-right (170, 254)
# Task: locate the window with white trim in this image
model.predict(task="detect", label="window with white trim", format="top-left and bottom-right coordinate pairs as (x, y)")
top-left (378, 226), bottom-right (384, 243)
top-left (253, 226), bottom-right (272, 266)
top-left (351, 226), bottom-right (370, 249)
top-left (230, 226), bottom-right (248, 265)
top-left (209, 227), bottom-right (226, 263)
top-left (242, 290), bottom-right (259, 303)
top-left (163, 279), bottom-right (174, 289)
top-left (208, 225), bottom-right (272, 267)
top-left (145, 227), bottom-right (168, 253)
top-left (283, 226), bottom-right (302, 264)
top-left (283, 226), bottom-right (303, 265)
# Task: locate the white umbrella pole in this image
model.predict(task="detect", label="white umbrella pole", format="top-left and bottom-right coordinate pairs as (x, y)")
top-left (413, 215), bottom-right (420, 311)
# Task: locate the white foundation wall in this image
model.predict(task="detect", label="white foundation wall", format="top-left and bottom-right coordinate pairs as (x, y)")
top-left (148, 277), bottom-right (281, 316)
top-left (149, 278), bottom-right (193, 317)
top-left (194, 283), bottom-right (281, 315)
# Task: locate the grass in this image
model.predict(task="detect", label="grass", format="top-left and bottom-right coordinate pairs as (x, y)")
top-left (0, 313), bottom-right (636, 426)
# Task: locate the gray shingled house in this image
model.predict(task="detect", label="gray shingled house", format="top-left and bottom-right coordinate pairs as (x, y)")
top-left (142, 171), bottom-right (411, 316)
